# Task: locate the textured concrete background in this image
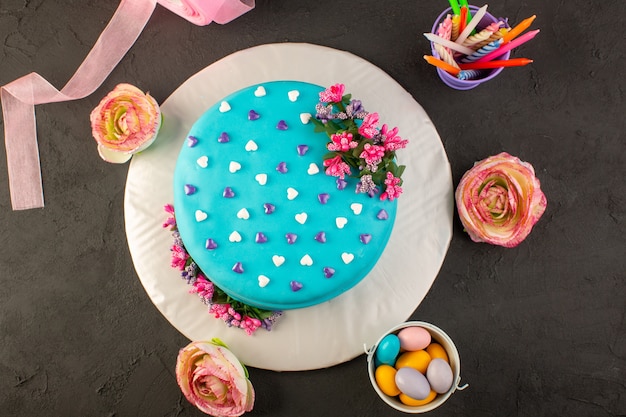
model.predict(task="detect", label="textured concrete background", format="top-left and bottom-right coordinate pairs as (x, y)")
top-left (1, 0), bottom-right (625, 416)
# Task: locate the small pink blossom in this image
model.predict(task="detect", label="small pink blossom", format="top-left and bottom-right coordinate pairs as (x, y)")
top-left (380, 124), bottom-right (408, 151)
top-left (380, 172), bottom-right (403, 201)
top-left (323, 155), bottom-right (352, 179)
top-left (358, 112), bottom-right (379, 138)
top-left (359, 143), bottom-right (386, 165)
top-left (190, 274), bottom-right (214, 302)
top-left (319, 83), bottom-right (345, 103)
top-left (170, 244), bottom-right (188, 271)
top-left (327, 132), bottom-right (358, 152)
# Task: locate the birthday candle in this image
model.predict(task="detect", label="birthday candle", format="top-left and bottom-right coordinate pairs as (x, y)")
top-left (459, 58), bottom-right (534, 70)
top-left (436, 14), bottom-right (453, 41)
top-left (502, 15), bottom-right (536, 43)
top-left (423, 55), bottom-right (461, 75)
top-left (474, 27), bottom-right (509, 49)
top-left (461, 22), bottom-right (502, 49)
top-left (455, 4), bottom-right (488, 46)
top-left (451, 15), bottom-right (461, 41)
top-left (434, 44), bottom-right (460, 69)
top-left (458, 6), bottom-right (468, 34)
top-left (461, 39), bottom-right (503, 63)
top-left (448, 0), bottom-right (461, 16)
top-left (424, 33), bottom-right (476, 55)
top-left (475, 29), bottom-right (540, 62)
top-left (457, 69), bottom-right (485, 80)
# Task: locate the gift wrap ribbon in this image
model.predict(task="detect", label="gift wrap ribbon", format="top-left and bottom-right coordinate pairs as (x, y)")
top-left (0, 0), bottom-right (254, 210)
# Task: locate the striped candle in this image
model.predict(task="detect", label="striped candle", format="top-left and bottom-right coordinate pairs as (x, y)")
top-left (461, 22), bottom-right (502, 49)
top-left (457, 69), bottom-right (485, 80)
top-left (461, 39), bottom-right (503, 63)
top-left (437, 14), bottom-right (453, 41)
top-left (434, 43), bottom-right (460, 69)
top-left (451, 15), bottom-right (461, 41)
top-left (475, 27), bottom-right (509, 49)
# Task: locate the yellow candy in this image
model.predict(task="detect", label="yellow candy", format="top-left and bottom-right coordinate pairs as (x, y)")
top-left (426, 343), bottom-right (449, 363)
top-left (400, 390), bottom-right (437, 406)
top-left (395, 350), bottom-right (431, 374)
top-left (375, 364), bottom-right (401, 396)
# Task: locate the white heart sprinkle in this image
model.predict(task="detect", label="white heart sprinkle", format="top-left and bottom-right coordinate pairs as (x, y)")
top-left (195, 210), bottom-right (208, 222)
top-left (350, 203), bottom-right (363, 215)
top-left (287, 187), bottom-right (299, 200)
top-left (254, 86), bottom-right (266, 97)
top-left (300, 254), bottom-right (313, 266)
top-left (245, 140), bottom-right (258, 152)
top-left (229, 161), bottom-right (241, 173)
top-left (255, 173), bottom-right (267, 185)
top-left (258, 275), bottom-right (270, 287)
top-left (237, 208), bottom-right (250, 220)
top-left (272, 255), bottom-right (285, 267)
top-left (336, 217), bottom-right (348, 229)
top-left (307, 163), bottom-right (320, 175)
top-left (229, 231), bottom-right (242, 243)
top-left (219, 101), bottom-right (231, 112)
top-left (288, 90), bottom-right (300, 102)
top-left (341, 252), bottom-right (355, 264)
top-left (295, 212), bottom-right (308, 224)
top-left (196, 155), bottom-right (208, 168)
top-left (300, 113), bottom-right (312, 124)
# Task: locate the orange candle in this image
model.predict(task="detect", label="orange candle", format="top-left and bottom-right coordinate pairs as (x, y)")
top-left (423, 55), bottom-right (461, 76)
top-left (458, 6), bottom-right (468, 34)
top-left (502, 15), bottom-right (536, 43)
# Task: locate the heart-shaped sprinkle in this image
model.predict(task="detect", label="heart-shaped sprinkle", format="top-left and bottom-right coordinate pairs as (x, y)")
top-left (229, 161), bottom-right (241, 173)
top-left (255, 232), bottom-right (268, 243)
top-left (318, 193), bottom-right (330, 204)
top-left (254, 86), bottom-right (266, 97)
top-left (223, 187), bottom-right (235, 198)
top-left (377, 209), bottom-right (389, 220)
top-left (232, 262), bottom-right (244, 273)
top-left (236, 208), bottom-right (250, 220)
top-left (272, 255), bottom-right (285, 267)
top-left (248, 109), bottom-right (260, 120)
top-left (287, 187), bottom-right (299, 200)
top-left (258, 275), bottom-right (270, 287)
top-left (307, 163), bottom-right (320, 175)
top-left (341, 252), bottom-right (355, 264)
top-left (290, 280), bottom-right (303, 292)
top-left (297, 144), bottom-right (309, 156)
top-left (196, 156), bottom-right (208, 168)
top-left (350, 203), bottom-right (363, 215)
top-left (300, 254), bottom-right (313, 266)
top-left (205, 238), bottom-right (218, 250)
top-left (184, 184), bottom-right (196, 195)
top-left (336, 217), bottom-right (348, 229)
top-left (245, 140), bottom-right (258, 151)
top-left (219, 101), bottom-right (231, 112)
top-left (255, 173), bottom-right (267, 185)
top-left (360, 233), bottom-right (372, 244)
top-left (323, 267), bottom-right (335, 278)
top-left (276, 161), bottom-right (288, 174)
top-left (314, 231), bottom-right (326, 243)
top-left (276, 120), bottom-right (288, 130)
top-left (288, 90), bottom-right (300, 102)
top-left (300, 113), bottom-right (312, 124)
top-left (336, 178), bottom-right (348, 190)
top-left (218, 132), bottom-right (230, 143)
top-left (285, 233), bottom-right (297, 244)
top-left (187, 136), bottom-right (198, 147)
top-left (195, 210), bottom-right (208, 222)
top-left (295, 212), bottom-right (307, 224)
top-left (263, 203), bottom-right (275, 214)
top-left (229, 231), bottom-right (242, 242)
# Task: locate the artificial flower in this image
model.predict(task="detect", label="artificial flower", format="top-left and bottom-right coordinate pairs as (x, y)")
top-left (319, 83), bottom-right (345, 103)
top-left (455, 152), bottom-right (547, 247)
top-left (176, 339), bottom-right (254, 417)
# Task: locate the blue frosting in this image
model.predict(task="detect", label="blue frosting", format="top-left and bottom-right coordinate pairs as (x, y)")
top-left (173, 81), bottom-right (397, 310)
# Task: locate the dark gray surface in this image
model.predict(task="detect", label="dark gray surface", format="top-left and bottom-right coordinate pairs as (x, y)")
top-left (1, 1), bottom-right (625, 416)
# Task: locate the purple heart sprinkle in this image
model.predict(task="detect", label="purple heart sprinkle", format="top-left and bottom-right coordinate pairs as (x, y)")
top-left (317, 193), bottom-right (330, 204)
top-left (314, 231), bottom-right (326, 243)
top-left (276, 120), bottom-right (288, 130)
top-left (290, 280), bottom-right (303, 292)
top-left (323, 267), bottom-right (335, 278)
top-left (205, 238), bottom-right (218, 250)
top-left (248, 109), bottom-right (260, 120)
top-left (232, 262), bottom-right (244, 274)
top-left (187, 136), bottom-right (198, 147)
top-left (285, 233), bottom-right (298, 244)
top-left (255, 232), bottom-right (268, 244)
top-left (376, 209), bottom-right (389, 220)
top-left (297, 144), bottom-right (309, 156)
top-left (218, 132), bottom-right (230, 143)
top-left (276, 161), bottom-right (288, 173)
top-left (263, 203), bottom-right (275, 214)
top-left (336, 178), bottom-right (348, 190)
top-left (184, 184), bottom-right (196, 195)
top-left (359, 233), bottom-right (372, 244)
top-left (223, 187), bottom-right (235, 198)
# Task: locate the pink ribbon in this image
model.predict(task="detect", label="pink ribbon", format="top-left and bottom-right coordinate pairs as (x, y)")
top-left (1, 0), bottom-right (254, 210)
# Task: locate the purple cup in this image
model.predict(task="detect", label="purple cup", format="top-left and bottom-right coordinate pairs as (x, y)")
top-left (430, 6), bottom-right (510, 90)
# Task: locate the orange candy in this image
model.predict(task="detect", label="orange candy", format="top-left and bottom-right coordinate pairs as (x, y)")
top-left (375, 364), bottom-right (401, 397)
top-left (399, 390), bottom-right (437, 406)
top-left (426, 342), bottom-right (449, 363)
top-left (395, 349), bottom-right (432, 374)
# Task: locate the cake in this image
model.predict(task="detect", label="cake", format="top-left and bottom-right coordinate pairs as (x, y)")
top-left (172, 81), bottom-right (399, 311)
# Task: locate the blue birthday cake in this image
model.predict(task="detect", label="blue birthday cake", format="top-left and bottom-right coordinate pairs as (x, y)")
top-left (172, 81), bottom-right (400, 310)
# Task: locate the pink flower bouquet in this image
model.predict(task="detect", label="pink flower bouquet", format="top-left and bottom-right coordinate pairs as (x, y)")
top-left (455, 152), bottom-right (547, 247)
top-left (176, 339), bottom-right (255, 416)
top-left (90, 83), bottom-right (161, 163)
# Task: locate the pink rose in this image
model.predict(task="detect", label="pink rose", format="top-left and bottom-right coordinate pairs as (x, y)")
top-left (90, 83), bottom-right (161, 163)
top-left (176, 339), bottom-right (254, 417)
top-left (455, 152), bottom-right (547, 248)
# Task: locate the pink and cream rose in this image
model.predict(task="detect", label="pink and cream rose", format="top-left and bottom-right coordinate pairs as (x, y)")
top-left (455, 152), bottom-right (547, 248)
top-left (90, 83), bottom-right (161, 163)
top-left (176, 339), bottom-right (254, 417)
